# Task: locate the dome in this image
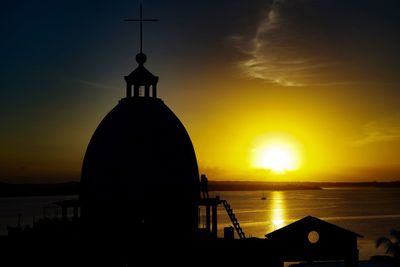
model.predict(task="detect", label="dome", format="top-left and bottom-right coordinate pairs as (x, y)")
top-left (80, 96), bottom-right (200, 241)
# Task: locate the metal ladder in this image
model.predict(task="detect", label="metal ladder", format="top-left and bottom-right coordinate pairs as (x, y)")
top-left (221, 199), bottom-right (246, 239)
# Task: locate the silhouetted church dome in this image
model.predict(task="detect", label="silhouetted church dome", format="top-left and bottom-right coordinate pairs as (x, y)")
top-left (81, 97), bottom-right (199, 202)
top-left (80, 53), bottom-right (200, 242)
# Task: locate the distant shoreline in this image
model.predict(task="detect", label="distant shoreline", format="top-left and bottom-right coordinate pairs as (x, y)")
top-left (0, 182), bottom-right (80, 198)
top-left (0, 180), bottom-right (400, 197)
top-left (208, 180), bottom-right (400, 191)
top-left (208, 181), bottom-right (322, 191)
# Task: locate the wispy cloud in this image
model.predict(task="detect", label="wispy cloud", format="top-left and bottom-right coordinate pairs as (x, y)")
top-left (231, 0), bottom-right (326, 86)
top-left (63, 75), bottom-right (119, 91)
top-left (232, 0), bottom-right (308, 86)
top-left (353, 117), bottom-right (400, 146)
top-left (231, 0), bottom-right (400, 87)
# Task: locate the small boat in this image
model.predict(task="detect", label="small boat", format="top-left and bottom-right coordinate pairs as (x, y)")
top-left (261, 193), bottom-right (266, 200)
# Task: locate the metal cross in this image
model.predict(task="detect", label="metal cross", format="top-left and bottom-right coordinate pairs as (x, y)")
top-left (124, 4), bottom-right (159, 53)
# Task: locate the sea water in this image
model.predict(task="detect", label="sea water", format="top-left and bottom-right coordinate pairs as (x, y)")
top-left (1, 188), bottom-right (399, 260)
top-left (212, 188), bottom-right (400, 260)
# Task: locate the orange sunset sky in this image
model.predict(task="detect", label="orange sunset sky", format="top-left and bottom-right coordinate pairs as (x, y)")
top-left (1, 0), bottom-right (400, 182)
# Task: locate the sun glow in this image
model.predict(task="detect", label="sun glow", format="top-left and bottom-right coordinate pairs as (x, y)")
top-left (252, 135), bottom-right (301, 174)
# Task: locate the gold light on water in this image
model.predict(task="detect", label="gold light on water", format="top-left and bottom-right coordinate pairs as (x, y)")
top-left (269, 191), bottom-right (286, 231)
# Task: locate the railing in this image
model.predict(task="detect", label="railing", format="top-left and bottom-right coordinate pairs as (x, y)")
top-left (221, 199), bottom-right (246, 239)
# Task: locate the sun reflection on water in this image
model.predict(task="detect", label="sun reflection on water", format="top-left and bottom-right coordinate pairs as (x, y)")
top-left (269, 191), bottom-right (286, 232)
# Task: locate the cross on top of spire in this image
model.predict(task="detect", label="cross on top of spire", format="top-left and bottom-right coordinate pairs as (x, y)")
top-left (123, 4), bottom-right (159, 99)
top-left (124, 4), bottom-right (159, 53)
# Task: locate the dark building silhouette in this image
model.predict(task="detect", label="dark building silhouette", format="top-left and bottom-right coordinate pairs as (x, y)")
top-left (80, 49), bottom-right (200, 249)
top-left (266, 216), bottom-right (363, 267)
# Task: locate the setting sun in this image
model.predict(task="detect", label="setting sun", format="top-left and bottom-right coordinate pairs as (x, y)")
top-left (252, 135), bottom-right (301, 174)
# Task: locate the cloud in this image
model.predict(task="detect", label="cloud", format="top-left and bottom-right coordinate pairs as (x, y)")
top-left (353, 117), bottom-right (400, 146)
top-left (64, 76), bottom-right (118, 91)
top-left (232, 0), bottom-right (308, 86)
top-left (232, 0), bottom-right (400, 87)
